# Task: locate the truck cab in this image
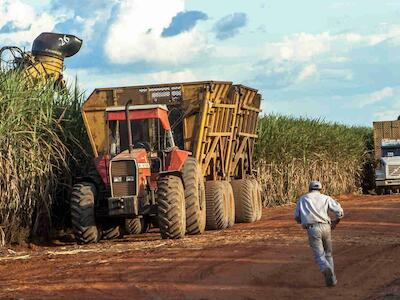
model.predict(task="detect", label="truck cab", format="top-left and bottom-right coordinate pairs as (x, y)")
top-left (375, 139), bottom-right (400, 193)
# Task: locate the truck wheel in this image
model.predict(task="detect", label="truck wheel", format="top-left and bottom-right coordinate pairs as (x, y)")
top-left (182, 157), bottom-right (206, 235)
top-left (70, 182), bottom-right (100, 244)
top-left (102, 221), bottom-right (122, 240)
top-left (205, 181), bottom-right (229, 230)
top-left (124, 217), bottom-right (150, 235)
top-left (251, 180), bottom-right (263, 221)
top-left (223, 181), bottom-right (235, 227)
top-left (231, 179), bottom-right (256, 223)
top-left (157, 175), bottom-right (186, 239)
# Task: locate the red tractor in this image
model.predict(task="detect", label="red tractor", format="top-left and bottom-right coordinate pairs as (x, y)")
top-left (71, 103), bottom-right (205, 243)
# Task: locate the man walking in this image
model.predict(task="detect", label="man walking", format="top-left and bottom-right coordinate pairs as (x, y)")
top-left (294, 181), bottom-right (344, 287)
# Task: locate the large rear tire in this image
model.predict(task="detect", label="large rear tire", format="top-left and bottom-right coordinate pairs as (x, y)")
top-left (182, 158), bottom-right (206, 235)
top-left (70, 182), bottom-right (100, 244)
top-left (205, 181), bottom-right (229, 230)
top-left (231, 179), bottom-right (256, 223)
top-left (157, 175), bottom-right (186, 239)
top-left (251, 180), bottom-right (263, 221)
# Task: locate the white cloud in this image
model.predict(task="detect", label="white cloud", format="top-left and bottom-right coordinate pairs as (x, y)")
top-left (358, 87), bottom-right (394, 108)
top-left (0, 0), bottom-right (58, 46)
top-left (263, 26), bottom-right (400, 63)
top-left (0, 0), bottom-right (35, 30)
top-left (373, 110), bottom-right (400, 121)
top-left (296, 64), bottom-right (317, 83)
top-left (105, 0), bottom-right (208, 64)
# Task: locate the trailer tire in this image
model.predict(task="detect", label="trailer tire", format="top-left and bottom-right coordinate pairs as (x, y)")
top-left (251, 180), bottom-right (263, 221)
top-left (157, 175), bottom-right (186, 239)
top-left (222, 181), bottom-right (235, 227)
top-left (182, 157), bottom-right (206, 235)
top-left (124, 217), bottom-right (150, 235)
top-left (205, 181), bottom-right (229, 230)
top-left (70, 182), bottom-right (100, 244)
top-left (231, 179), bottom-right (256, 223)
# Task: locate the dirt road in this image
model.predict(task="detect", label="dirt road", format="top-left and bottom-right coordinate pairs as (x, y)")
top-left (0, 194), bottom-right (399, 300)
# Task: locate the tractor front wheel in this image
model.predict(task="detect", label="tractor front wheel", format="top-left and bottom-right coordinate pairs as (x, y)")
top-left (124, 217), bottom-right (150, 235)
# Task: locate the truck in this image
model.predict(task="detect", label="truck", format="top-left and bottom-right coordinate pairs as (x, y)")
top-left (73, 81), bottom-right (263, 243)
top-left (373, 120), bottom-right (400, 194)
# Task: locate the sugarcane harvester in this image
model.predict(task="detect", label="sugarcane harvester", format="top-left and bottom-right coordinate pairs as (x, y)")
top-left (74, 81), bottom-right (263, 243)
top-left (0, 32), bottom-right (82, 84)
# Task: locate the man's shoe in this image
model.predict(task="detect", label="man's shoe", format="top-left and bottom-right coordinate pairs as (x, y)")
top-left (322, 268), bottom-right (335, 287)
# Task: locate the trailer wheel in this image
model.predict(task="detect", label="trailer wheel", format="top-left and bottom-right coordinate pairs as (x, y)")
top-left (231, 179), bottom-right (256, 223)
top-left (251, 180), bottom-right (263, 221)
top-left (205, 181), bottom-right (229, 230)
top-left (157, 175), bottom-right (186, 239)
top-left (182, 157), bottom-right (206, 235)
top-left (70, 182), bottom-right (100, 244)
top-left (124, 217), bottom-right (150, 235)
top-left (223, 181), bottom-right (235, 227)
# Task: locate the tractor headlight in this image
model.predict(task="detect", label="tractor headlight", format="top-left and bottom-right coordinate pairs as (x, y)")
top-left (126, 176), bottom-right (135, 182)
top-left (113, 176), bottom-right (123, 183)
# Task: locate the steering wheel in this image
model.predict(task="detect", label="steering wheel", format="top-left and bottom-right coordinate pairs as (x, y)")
top-left (133, 141), bottom-right (153, 152)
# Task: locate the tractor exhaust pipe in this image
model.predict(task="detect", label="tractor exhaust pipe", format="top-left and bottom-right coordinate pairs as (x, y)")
top-left (125, 100), bottom-right (134, 153)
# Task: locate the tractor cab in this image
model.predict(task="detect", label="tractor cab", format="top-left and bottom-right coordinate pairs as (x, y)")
top-left (105, 104), bottom-right (181, 174)
top-left (106, 104), bottom-right (175, 154)
top-left (98, 104), bottom-right (188, 218)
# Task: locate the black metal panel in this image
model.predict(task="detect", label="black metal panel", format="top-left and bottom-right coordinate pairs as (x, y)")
top-left (108, 196), bottom-right (138, 216)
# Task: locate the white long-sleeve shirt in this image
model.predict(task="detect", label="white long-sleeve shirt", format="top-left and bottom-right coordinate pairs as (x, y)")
top-left (294, 191), bottom-right (344, 226)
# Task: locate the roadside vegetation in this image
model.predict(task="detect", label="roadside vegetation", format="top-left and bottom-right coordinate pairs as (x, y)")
top-left (0, 69), bottom-right (85, 245)
top-left (254, 115), bottom-right (373, 206)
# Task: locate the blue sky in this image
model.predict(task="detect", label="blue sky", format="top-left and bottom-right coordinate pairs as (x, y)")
top-left (1, 0), bottom-right (399, 126)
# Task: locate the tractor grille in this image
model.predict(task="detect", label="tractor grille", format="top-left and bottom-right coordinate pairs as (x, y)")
top-left (110, 160), bottom-right (137, 197)
top-left (388, 165), bottom-right (400, 177)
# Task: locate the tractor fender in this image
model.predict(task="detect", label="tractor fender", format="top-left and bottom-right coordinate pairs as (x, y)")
top-left (165, 148), bottom-right (190, 172)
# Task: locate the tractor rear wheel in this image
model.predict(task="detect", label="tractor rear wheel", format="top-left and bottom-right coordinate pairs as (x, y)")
top-left (157, 175), bottom-right (186, 239)
top-left (251, 180), bottom-right (263, 221)
top-left (231, 179), bottom-right (256, 223)
top-left (205, 181), bottom-right (229, 230)
top-left (223, 181), bottom-right (235, 227)
top-left (182, 157), bottom-right (206, 235)
top-left (70, 182), bottom-right (100, 244)
top-left (124, 217), bottom-right (150, 235)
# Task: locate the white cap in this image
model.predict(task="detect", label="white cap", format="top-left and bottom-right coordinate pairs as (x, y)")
top-left (309, 181), bottom-right (322, 191)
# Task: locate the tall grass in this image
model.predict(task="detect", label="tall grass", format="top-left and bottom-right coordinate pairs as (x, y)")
top-left (0, 69), bottom-right (84, 245)
top-left (255, 115), bottom-right (373, 206)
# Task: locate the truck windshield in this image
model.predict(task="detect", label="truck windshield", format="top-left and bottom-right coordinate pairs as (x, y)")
top-left (382, 147), bottom-right (400, 157)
